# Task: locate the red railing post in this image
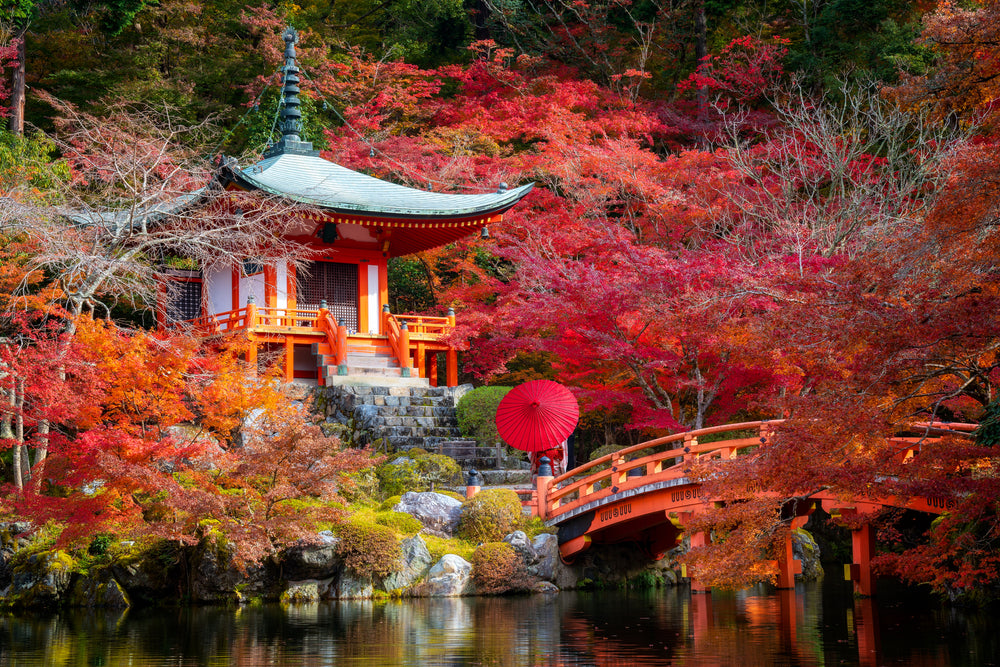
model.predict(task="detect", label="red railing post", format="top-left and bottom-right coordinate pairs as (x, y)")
top-left (246, 295), bottom-right (259, 329)
top-left (399, 322), bottom-right (412, 376)
top-left (536, 463), bottom-right (553, 520)
top-left (336, 319), bottom-right (348, 367)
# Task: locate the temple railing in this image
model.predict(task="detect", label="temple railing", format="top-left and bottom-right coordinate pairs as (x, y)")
top-left (181, 301), bottom-right (460, 386)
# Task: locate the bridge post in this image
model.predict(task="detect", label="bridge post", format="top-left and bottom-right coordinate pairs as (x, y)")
top-left (850, 522), bottom-right (877, 597)
top-left (535, 457), bottom-right (553, 520)
top-left (687, 530), bottom-right (711, 593)
top-left (776, 529), bottom-right (803, 589)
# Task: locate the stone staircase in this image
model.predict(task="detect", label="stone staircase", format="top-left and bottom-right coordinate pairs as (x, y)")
top-left (314, 338), bottom-right (414, 384)
top-left (317, 380), bottom-right (469, 452)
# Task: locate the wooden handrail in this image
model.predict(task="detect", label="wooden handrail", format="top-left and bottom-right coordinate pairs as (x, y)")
top-left (316, 306), bottom-right (347, 368)
top-left (538, 421), bottom-right (781, 520)
top-left (535, 419), bottom-right (978, 521)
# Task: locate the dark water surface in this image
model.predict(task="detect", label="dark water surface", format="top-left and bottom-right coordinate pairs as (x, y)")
top-left (2, 578), bottom-right (998, 666)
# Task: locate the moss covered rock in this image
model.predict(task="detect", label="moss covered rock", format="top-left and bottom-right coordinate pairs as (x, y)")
top-left (458, 489), bottom-right (524, 543)
top-left (6, 549), bottom-right (76, 609)
top-left (68, 567), bottom-right (130, 609)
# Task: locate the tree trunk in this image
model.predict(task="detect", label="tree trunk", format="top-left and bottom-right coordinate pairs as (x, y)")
top-left (31, 419), bottom-right (48, 493)
top-left (7, 30), bottom-right (26, 135)
top-left (14, 378), bottom-right (26, 489)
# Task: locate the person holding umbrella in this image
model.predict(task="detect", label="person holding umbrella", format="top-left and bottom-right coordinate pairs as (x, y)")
top-left (495, 380), bottom-right (579, 478)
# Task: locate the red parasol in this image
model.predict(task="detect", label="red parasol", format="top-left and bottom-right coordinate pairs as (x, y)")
top-left (495, 380), bottom-right (580, 453)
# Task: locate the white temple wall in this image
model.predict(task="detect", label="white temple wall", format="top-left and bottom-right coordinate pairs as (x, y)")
top-left (276, 261), bottom-right (288, 310)
top-left (205, 266), bottom-right (231, 316)
top-left (367, 263), bottom-right (379, 334)
top-left (239, 273), bottom-right (265, 309)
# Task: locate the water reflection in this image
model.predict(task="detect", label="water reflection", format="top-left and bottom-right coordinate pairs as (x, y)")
top-left (1, 580), bottom-right (996, 666)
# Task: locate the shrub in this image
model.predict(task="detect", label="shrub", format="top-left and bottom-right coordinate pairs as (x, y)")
top-left (375, 510), bottom-right (423, 535)
top-left (456, 386), bottom-right (512, 446)
top-left (376, 454), bottom-right (461, 496)
top-left (458, 489), bottom-right (523, 543)
top-left (335, 520), bottom-right (402, 579)
top-left (472, 542), bottom-right (531, 594)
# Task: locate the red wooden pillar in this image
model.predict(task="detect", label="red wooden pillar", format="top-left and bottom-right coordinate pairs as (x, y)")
top-left (776, 530), bottom-right (800, 589)
top-left (446, 348), bottom-right (458, 387)
top-left (429, 353), bottom-right (439, 387)
top-left (688, 531), bottom-right (711, 593)
top-left (850, 523), bottom-right (876, 597)
top-left (285, 338), bottom-right (294, 383)
top-left (416, 343), bottom-right (426, 379)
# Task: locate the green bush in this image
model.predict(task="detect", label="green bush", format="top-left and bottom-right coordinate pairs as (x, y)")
top-left (376, 454), bottom-right (461, 496)
top-left (375, 510), bottom-right (423, 535)
top-left (335, 520), bottom-right (402, 579)
top-left (471, 542), bottom-right (531, 594)
top-left (456, 386), bottom-right (512, 446)
top-left (458, 489), bottom-right (523, 543)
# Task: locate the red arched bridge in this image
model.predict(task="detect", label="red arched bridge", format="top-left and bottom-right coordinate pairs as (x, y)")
top-left (471, 420), bottom-right (975, 596)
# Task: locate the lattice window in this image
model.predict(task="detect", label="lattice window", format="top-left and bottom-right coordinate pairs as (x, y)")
top-left (299, 261), bottom-right (358, 331)
top-left (165, 279), bottom-right (202, 323)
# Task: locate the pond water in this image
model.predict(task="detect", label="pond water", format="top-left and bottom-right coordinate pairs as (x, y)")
top-left (2, 578), bottom-right (997, 666)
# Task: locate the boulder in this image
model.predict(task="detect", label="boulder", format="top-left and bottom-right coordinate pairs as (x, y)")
top-left (5, 550), bottom-right (75, 608)
top-left (282, 537), bottom-right (342, 581)
top-left (382, 535), bottom-right (433, 592)
top-left (337, 572), bottom-right (374, 599)
top-left (69, 568), bottom-right (130, 608)
top-left (503, 531), bottom-right (536, 564)
top-left (421, 554), bottom-right (473, 597)
top-left (281, 578), bottom-right (335, 604)
top-left (394, 492), bottom-right (463, 537)
top-left (188, 534), bottom-right (245, 604)
top-left (793, 529), bottom-right (824, 581)
top-left (531, 581), bottom-right (560, 594)
top-left (529, 533), bottom-right (578, 589)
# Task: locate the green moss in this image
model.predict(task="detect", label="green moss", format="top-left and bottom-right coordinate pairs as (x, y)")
top-left (422, 534), bottom-right (476, 563)
top-left (374, 511), bottom-right (423, 535)
top-left (457, 489), bottom-right (524, 543)
top-left (522, 516), bottom-right (556, 540)
top-left (379, 495), bottom-right (403, 511)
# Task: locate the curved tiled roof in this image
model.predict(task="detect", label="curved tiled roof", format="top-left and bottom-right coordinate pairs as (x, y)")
top-left (231, 152), bottom-right (533, 219)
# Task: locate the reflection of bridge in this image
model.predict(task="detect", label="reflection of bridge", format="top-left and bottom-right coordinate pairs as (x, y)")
top-left (499, 420), bottom-right (975, 596)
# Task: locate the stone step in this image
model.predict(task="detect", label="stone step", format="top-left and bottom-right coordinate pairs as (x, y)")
top-left (322, 375), bottom-right (430, 388)
top-left (345, 354), bottom-right (398, 368)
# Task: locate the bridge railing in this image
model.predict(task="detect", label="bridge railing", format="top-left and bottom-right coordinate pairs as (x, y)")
top-left (534, 419), bottom-right (979, 521)
top-left (538, 420), bottom-right (784, 521)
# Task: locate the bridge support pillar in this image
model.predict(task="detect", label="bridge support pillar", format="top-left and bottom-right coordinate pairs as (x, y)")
top-left (849, 523), bottom-right (876, 597)
top-left (687, 530), bottom-right (711, 593)
top-left (776, 529), bottom-right (803, 589)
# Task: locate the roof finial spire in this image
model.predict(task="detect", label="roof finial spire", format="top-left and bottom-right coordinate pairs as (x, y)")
top-left (280, 26), bottom-right (302, 143)
top-left (263, 26), bottom-right (318, 158)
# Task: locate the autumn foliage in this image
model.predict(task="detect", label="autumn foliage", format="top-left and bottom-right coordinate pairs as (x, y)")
top-left (3, 0), bottom-right (1000, 599)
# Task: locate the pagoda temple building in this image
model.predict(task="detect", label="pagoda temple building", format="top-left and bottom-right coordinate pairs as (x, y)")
top-left (163, 28), bottom-right (532, 387)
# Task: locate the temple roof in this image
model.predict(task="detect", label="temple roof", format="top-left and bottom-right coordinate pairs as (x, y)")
top-left (229, 152), bottom-right (533, 219)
